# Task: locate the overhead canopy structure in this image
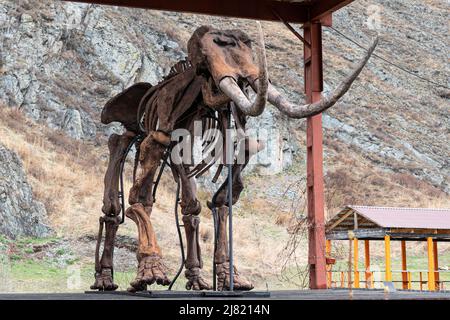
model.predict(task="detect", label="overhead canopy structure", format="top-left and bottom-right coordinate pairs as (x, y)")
top-left (326, 206), bottom-right (450, 241)
top-left (63, 0), bottom-right (353, 23)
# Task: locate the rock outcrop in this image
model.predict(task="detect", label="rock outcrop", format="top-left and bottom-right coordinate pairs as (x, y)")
top-left (0, 0), bottom-right (181, 140)
top-left (0, 143), bottom-right (52, 239)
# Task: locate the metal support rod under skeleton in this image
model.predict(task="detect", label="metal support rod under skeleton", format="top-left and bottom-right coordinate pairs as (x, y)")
top-left (227, 108), bottom-right (234, 291)
top-left (118, 134), bottom-right (143, 224)
top-left (168, 179), bottom-right (185, 290)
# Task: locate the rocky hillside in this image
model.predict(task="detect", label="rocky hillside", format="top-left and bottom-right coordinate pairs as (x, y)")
top-left (0, 143), bottom-right (52, 239)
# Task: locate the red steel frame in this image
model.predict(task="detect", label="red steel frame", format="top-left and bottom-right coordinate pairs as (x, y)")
top-left (304, 22), bottom-right (327, 289)
top-left (62, 0), bottom-right (353, 24)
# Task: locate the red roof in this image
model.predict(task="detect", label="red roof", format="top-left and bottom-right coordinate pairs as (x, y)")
top-left (348, 206), bottom-right (450, 230)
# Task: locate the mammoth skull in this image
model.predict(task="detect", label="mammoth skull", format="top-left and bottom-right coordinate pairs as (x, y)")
top-left (189, 22), bottom-right (378, 119)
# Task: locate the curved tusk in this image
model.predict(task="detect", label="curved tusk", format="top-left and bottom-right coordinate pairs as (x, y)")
top-left (268, 36), bottom-right (379, 119)
top-left (218, 21), bottom-right (268, 117)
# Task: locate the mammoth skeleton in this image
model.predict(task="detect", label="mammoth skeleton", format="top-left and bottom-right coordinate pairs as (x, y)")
top-left (91, 23), bottom-right (378, 292)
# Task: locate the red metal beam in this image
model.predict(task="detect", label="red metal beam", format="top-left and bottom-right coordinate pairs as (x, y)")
top-left (61, 0), bottom-right (310, 22)
top-left (61, 0), bottom-right (353, 23)
top-left (310, 0), bottom-right (354, 21)
top-left (304, 21), bottom-right (327, 289)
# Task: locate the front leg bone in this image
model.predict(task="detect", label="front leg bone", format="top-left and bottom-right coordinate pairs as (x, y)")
top-left (183, 215), bottom-right (202, 269)
top-left (172, 163), bottom-right (211, 290)
top-left (182, 214), bottom-right (211, 290)
top-left (129, 131), bottom-right (169, 207)
top-left (210, 137), bottom-right (264, 208)
top-left (215, 206), bottom-right (253, 291)
top-left (126, 132), bottom-right (171, 292)
top-left (126, 203), bottom-right (170, 292)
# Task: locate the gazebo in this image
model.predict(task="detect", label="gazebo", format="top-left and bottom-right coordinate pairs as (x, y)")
top-left (325, 206), bottom-right (450, 291)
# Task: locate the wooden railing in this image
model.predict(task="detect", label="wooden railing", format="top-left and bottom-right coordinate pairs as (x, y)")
top-left (327, 270), bottom-right (450, 291)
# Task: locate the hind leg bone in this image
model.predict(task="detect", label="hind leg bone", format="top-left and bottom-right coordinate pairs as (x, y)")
top-left (91, 131), bottom-right (135, 291)
top-left (215, 206), bottom-right (253, 291)
top-left (173, 164), bottom-right (211, 290)
top-left (212, 137), bottom-right (263, 290)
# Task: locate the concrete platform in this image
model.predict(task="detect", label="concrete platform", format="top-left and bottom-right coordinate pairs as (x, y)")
top-left (1, 289), bottom-right (450, 300)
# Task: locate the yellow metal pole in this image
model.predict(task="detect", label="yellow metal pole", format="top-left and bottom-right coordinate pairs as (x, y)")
top-left (407, 272), bottom-right (411, 290)
top-left (384, 235), bottom-right (392, 282)
top-left (427, 237), bottom-right (435, 291)
top-left (353, 238), bottom-right (360, 288)
top-left (433, 240), bottom-right (439, 291)
top-left (348, 238), bottom-right (352, 289)
top-left (326, 240), bottom-right (331, 255)
top-left (419, 272), bottom-right (423, 291)
top-left (401, 240), bottom-right (408, 289)
top-left (364, 240), bottom-right (371, 288)
top-left (326, 240), bottom-right (332, 288)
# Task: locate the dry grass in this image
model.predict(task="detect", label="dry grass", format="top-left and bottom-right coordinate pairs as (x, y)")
top-left (0, 107), bottom-right (105, 236)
